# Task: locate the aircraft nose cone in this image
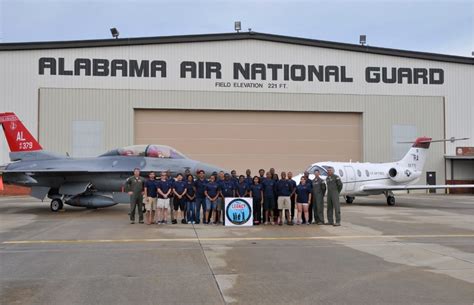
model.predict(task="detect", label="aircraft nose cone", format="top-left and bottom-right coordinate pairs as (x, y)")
top-left (194, 162), bottom-right (225, 176)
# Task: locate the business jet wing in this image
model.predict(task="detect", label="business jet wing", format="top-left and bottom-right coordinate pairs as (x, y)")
top-left (361, 184), bottom-right (474, 191)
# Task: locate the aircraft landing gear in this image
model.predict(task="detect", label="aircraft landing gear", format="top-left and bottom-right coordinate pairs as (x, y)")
top-left (386, 196), bottom-right (395, 206)
top-left (345, 196), bottom-right (355, 204)
top-left (50, 198), bottom-right (64, 212)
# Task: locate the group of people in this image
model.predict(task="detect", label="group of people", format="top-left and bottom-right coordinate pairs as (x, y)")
top-left (124, 167), bottom-right (343, 226)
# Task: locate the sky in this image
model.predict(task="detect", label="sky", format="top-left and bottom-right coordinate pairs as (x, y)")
top-left (0, 0), bottom-right (472, 57)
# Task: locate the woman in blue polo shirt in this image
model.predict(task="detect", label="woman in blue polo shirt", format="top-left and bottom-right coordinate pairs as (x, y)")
top-left (185, 174), bottom-right (196, 224)
top-left (204, 175), bottom-right (220, 224)
top-left (250, 176), bottom-right (263, 225)
top-left (295, 176), bottom-right (312, 225)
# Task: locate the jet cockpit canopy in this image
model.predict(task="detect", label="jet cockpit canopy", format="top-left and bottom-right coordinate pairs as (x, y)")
top-left (100, 144), bottom-right (186, 159)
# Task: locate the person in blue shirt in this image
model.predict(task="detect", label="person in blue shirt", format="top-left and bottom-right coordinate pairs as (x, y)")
top-left (156, 172), bottom-right (173, 224)
top-left (262, 172), bottom-right (276, 225)
top-left (250, 176), bottom-right (264, 225)
top-left (302, 170), bottom-right (313, 224)
top-left (236, 175), bottom-right (249, 197)
top-left (258, 169), bottom-right (266, 182)
top-left (287, 171), bottom-right (297, 223)
top-left (143, 171), bottom-right (158, 225)
top-left (215, 171), bottom-right (226, 224)
top-left (230, 169), bottom-right (239, 187)
top-left (185, 174), bottom-right (196, 224)
top-left (296, 176), bottom-right (312, 225)
top-left (194, 170), bottom-right (208, 224)
top-left (270, 168), bottom-right (279, 181)
top-left (244, 169), bottom-right (253, 187)
top-left (166, 170), bottom-right (176, 224)
top-left (276, 171), bottom-right (293, 226)
top-left (172, 173), bottom-right (187, 224)
top-left (220, 173), bottom-right (236, 225)
top-left (205, 175), bottom-right (221, 224)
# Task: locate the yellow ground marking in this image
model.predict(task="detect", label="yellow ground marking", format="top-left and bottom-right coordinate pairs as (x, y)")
top-left (3, 234), bottom-right (474, 245)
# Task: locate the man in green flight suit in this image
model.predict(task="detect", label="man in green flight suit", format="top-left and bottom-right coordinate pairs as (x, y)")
top-left (325, 167), bottom-right (343, 226)
top-left (312, 169), bottom-right (326, 225)
top-left (125, 168), bottom-right (145, 224)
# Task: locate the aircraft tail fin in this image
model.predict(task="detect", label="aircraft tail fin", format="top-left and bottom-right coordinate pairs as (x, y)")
top-left (0, 112), bottom-right (42, 152)
top-left (398, 137), bottom-right (431, 170)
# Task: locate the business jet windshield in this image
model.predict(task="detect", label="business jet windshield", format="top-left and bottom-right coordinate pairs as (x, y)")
top-left (101, 145), bottom-right (186, 159)
top-left (306, 165), bottom-right (328, 176)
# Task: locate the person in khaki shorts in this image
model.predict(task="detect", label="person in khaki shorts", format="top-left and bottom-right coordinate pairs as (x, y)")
top-left (275, 171), bottom-right (293, 226)
top-left (143, 172), bottom-right (158, 225)
top-left (156, 172), bottom-right (173, 224)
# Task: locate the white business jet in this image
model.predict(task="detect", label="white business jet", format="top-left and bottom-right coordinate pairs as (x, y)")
top-left (294, 137), bottom-right (474, 206)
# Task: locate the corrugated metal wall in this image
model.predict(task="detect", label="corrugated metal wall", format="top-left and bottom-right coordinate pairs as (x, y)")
top-left (1, 38), bottom-right (470, 183)
top-left (38, 88), bottom-right (444, 181)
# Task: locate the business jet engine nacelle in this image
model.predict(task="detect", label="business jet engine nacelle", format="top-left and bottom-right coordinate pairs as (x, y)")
top-left (388, 167), bottom-right (420, 183)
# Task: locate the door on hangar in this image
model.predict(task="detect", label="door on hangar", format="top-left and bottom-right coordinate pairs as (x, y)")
top-left (134, 109), bottom-right (362, 174)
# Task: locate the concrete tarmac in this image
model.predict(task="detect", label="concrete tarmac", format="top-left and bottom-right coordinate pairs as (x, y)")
top-left (0, 194), bottom-right (473, 305)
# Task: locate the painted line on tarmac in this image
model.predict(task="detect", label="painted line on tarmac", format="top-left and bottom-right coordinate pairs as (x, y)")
top-left (3, 234), bottom-right (474, 245)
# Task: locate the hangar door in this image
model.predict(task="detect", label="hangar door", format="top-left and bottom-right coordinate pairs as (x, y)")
top-left (134, 110), bottom-right (361, 173)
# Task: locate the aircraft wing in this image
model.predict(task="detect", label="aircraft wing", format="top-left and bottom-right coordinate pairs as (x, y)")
top-left (361, 184), bottom-right (474, 191)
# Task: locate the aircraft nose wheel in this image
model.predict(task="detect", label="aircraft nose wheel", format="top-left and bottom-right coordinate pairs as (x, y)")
top-left (386, 196), bottom-right (395, 206)
top-left (50, 199), bottom-right (64, 212)
top-left (345, 196), bottom-right (355, 204)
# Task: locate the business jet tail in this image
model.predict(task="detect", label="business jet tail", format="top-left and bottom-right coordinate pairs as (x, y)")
top-left (398, 137), bottom-right (431, 171)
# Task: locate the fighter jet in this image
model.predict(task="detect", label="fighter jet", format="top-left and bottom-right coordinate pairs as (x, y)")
top-left (0, 112), bottom-right (223, 211)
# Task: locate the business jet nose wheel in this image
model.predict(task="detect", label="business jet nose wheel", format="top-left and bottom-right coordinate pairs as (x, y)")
top-left (50, 198), bottom-right (64, 212)
top-left (386, 196), bottom-right (396, 206)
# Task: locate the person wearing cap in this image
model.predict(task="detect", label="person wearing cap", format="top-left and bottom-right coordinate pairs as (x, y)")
top-left (125, 168), bottom-right (145, 224)
top-left (312, 169), bottom-right (326, 225)
top-left (287, 171), bottom-right (297, 223)
top-left (172, 173), bottom-right (187, 224)
top-left (276, 171), bottom-right (293, 225)
top-left (326, 167), bottom-right (343, 226)
top-left (194, 170), bottom-right (208, 224)
top-left (143, 171), bottom-right (158, 225)
top-left (156, 171), bottom-right (173, 224)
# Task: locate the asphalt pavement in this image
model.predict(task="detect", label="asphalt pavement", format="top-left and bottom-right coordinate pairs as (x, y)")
top-left (0, 194), bottom-right (473, 305)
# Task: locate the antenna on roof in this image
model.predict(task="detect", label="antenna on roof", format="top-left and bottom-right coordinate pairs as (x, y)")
top-left (359, 34), bottom-right (366, 46)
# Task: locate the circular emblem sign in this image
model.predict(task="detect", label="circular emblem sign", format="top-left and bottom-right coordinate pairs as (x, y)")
top-left (226, 198), bottom-right (251, 225)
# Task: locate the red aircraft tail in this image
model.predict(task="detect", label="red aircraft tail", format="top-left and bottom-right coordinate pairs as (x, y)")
top-left (0, 112), bottom-right (42, 152)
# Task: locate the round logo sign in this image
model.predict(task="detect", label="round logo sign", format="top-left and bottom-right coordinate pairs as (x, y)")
top-left (226, 198), bottom-right (251, 225)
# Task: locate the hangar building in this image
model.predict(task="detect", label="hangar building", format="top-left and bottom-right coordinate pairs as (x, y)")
top-left (0, 32), bottom-right (473, 189)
